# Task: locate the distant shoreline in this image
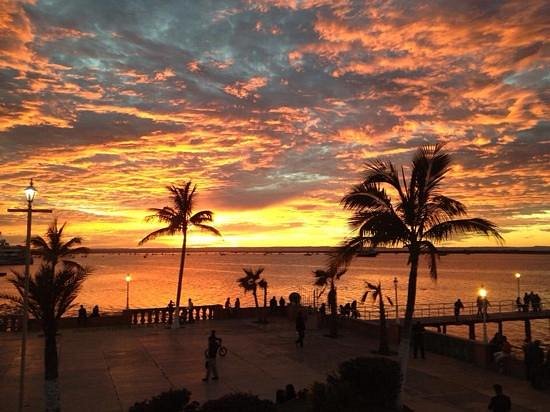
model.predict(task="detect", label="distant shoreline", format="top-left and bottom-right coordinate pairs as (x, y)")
top-left (72, 246), bottom-right (550, 255)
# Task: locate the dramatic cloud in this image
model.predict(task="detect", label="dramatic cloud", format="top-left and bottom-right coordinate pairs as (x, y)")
top-left (0, 0), bottom-right (548, 247)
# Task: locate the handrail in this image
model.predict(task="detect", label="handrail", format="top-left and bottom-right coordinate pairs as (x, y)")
top-left (354, 299), bottom-right (548, 321)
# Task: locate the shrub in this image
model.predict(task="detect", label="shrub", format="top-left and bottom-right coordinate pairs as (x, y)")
top-left (199, 392), bottom-right (275, 412)
top-left (311, 357), bottom-right (401, 412)
top-left (128, 388), bottom-right (193, 412)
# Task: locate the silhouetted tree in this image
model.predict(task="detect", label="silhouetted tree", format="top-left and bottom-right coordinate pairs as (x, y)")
top-left (139, 182), bottom-right (221, 328)
top-left (258, 278), bottom-right (268, 322)
top-left (1, 264), bottom-right (91, 412)
top-left (361, 281), bottom-right (393, 355)
top-left (313, 266), bottom-right (347, 338)
top-left (237, 267), bottom-right (265, 322)
top-left (334, 143), bottom-right (503, 404)
top-left (31, 218), bottom-right (89, 272)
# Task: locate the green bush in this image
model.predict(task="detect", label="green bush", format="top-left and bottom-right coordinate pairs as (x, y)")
top-left (311, 357), bottom-right (401, 412)
top-left (199, 392), bottom-right (276, 412)
top-left (128, 388), bottom-right (193, 412)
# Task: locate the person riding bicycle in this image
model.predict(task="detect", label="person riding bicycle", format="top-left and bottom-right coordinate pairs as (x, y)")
top-left (203, 330), bottom-right (222, 381)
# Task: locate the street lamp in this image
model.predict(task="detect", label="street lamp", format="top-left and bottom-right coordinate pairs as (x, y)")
top-left (478, 286), bottom-right (488, 344)
top-left (393, 277), bottom-right (399, 321)
top-left (7, 179), bottom-right (52, 412)
top-left (514, 273), bottom-right (521, 299)
top-left (125, 274), bottom-right (132, 310)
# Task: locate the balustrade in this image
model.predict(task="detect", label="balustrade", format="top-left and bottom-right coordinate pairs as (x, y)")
top-left (127, 305), bottom-right (224, 326)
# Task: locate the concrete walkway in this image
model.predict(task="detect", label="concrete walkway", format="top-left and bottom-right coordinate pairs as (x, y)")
top-left (0, 318), bottom-right (549, 411)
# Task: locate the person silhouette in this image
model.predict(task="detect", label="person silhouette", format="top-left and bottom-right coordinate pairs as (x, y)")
top-left (234, 297), bottom-right (240, 310)
top-left (295, 311), bottom-right (306, 348)
top-left (454, 298), bottom-right (464, 319)
top-left (77, 305), bottom-right (87, 326)
top-left (203, 330), bottom-right (221, 381)
top-left (91, 305), bottom-right (100, 318)
top-left (488, 384), bottom-right (511, 411)
top-left (412, 321), bottom-right (425, 359)
top-left (224, 297), bottom-right (231, 309)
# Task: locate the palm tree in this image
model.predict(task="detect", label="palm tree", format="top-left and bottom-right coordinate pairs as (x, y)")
top-left (1, 264), bottom-right (91, 412)
top-left (237, 267), bottom-right (264, 321)
top-left (335, 143), bottom-right (503, 401)
top-left (139, 182), bottom-right (221, 328)
top-left (313, 266), bottom-right (347, 338)
top-left (31, 218), bottom-right (89, 271)
top-left (258, 278), bottom-right (268, 322)
top-left (361, 281), bottom-right (393, 355)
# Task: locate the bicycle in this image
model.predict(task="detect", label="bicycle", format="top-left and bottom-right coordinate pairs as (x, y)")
top-left (204, 344), bottom-right (227, 357)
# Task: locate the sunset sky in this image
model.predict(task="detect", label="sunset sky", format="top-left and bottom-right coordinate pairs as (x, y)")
top-left (0, 0), bottom-right (548, 248)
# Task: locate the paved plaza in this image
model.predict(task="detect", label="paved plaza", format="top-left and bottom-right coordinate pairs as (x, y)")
top-left (1, 318), bottom-right (549, 411)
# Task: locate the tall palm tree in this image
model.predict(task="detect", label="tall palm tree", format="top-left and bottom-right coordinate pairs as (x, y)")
top-left (361, 281), bottom-right (393, 355)
top-left (31, 218), bottom-right (89, 271)
top-left (139, 182), bottom-right (221, 328)
top-left (258, 278), bottom-right (268, 322)
top-left (1, 264), bottom-right (91, 412)
top-left (237, 267), bottom-right (264, 321)
top-left (335, 143), bottom-right (503, 401)
top-left (313, 266), bottom-right (347, 338)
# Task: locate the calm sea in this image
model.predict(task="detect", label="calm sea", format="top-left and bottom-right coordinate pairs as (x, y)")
top-left (1, 252), bottom-right (549, 347)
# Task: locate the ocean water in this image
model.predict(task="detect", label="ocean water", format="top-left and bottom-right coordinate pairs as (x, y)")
top-left (1, 252), bottom-right (549, 348)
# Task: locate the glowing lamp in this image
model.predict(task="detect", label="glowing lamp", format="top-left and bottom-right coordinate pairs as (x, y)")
top-left (514, 273), bottom-right (521, 279)
top-left (24, 179), bottom-right (37, 203)
top-left (125, 274), bottom-right (132, 282)
top-left (478, 286), bottom-right (487, 298)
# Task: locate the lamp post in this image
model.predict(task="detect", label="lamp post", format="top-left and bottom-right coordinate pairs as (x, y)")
top-left (125, 274), bottom-right (132, 310)
top-left (7, 179), bottom-right (52, 412)
top-left (478, 286), bottom-right (488, 344)
top-left (393, 277), bottom-right (399, 321)
top-left (514, 273), bottom-right (521, 299)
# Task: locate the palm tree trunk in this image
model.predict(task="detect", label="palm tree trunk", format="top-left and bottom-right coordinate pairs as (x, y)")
top-left (44, 325), bottom-right (60, 412)
top-left (253, 290), bottom-right (260, 321)
top-left (173, 231), bottom-right (187, 328)
top-left (329, 284), bottom-right (338, 338)
top-left (379, 296), bottom-right (389, 354)
top-left (397, 249), bottom-right (420, 407)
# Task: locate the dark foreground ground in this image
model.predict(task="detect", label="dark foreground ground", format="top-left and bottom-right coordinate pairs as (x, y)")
top-left (1, 318), bottom-right (549, 411)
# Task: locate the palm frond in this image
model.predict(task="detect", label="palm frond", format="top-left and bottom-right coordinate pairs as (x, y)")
top-left (386, 296), bottom-right (393, 306)
top-left (138, 226), bottom-right (177, 245)
top-left (424, 218), bottom-right (504, 244)
top-left (419, 240), bottom-right (439, 279)
top-left (360, 291), bottom-right (369, 303)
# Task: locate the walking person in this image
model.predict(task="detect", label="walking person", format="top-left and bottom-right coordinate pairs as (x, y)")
top-left (203, 330), bottom-right (222, 381)
top-left (412, 321), bottom-right (425, 359)
top-left (488, 384), bottom-right (511, 412)
top-left (454, 298), bottom-right (464, 319)
top-left (476, 295), bottom-right (484, 316)
top-left (295, 311), bottom-right (306, 348)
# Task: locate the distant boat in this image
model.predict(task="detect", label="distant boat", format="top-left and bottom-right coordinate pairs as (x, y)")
top-left (357, 249), bottom-right (378, 257)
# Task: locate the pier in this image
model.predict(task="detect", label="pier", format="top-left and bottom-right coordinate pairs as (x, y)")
top-left (359, 299), bottom-right (549, 342)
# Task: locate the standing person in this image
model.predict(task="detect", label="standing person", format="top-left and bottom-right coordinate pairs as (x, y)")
top-left (350, 300), bottom-right (358, 319)
top-left (188, 298), bottom-right (194, 323)
top-left (412, 321), bottom-right (425, 359)
top-left (454, 298), bottom-right (464, 319)
top-left (488, 384), bottom-right (511, 412)
top-left (279, 296), bottom-right (286, 308)
top-left (77, 305), bottom-right (87, 327)
top-left (523, 292), bottom-right (530, 312)
top-left (202, 330), bottom-right (221, 381)
top-left (167, 300), bottom-right (175, 324)
top-left (477, 295), bottom-right (484, 316)
top-left (224, 297), bottom-right (231, 310)
top-left (269, 296), bottom-right (277, 314)
top-left (295, 311), bottom-right (306, 348)
top-left (91, 305), bottom-right (100, 318)
top-left (234, 297), bottom-right (240, 311)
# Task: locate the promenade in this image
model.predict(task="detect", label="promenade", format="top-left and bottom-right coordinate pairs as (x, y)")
top-left (1, 318), bottom-right (549, 411)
